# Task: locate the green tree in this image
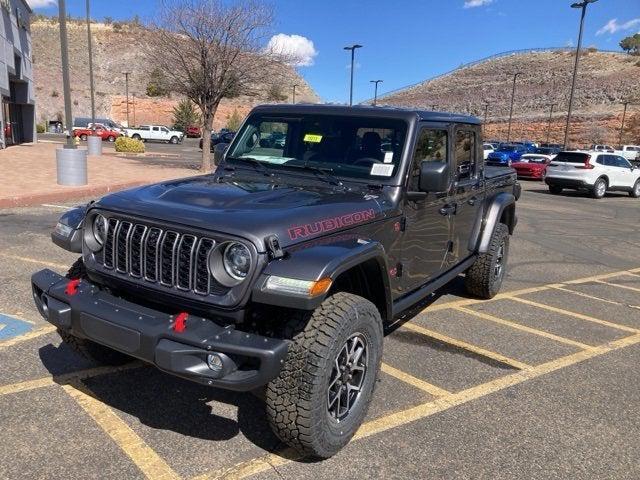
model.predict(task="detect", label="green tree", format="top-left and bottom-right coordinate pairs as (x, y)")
top-left (172, 99), bottom-right (201, 131)
top-left (620, 34), bottom-right (640, 55)
top-left (146, 68), bottom-right (169, 97)
top-left (225, 109), bottom-right (243, 131)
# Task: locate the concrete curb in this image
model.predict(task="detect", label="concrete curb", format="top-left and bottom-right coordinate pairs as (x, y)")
top-left (0, 180), bottom-right (150, 209)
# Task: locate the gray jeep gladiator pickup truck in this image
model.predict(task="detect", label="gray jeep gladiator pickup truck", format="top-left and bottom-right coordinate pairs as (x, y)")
top-left (31, 104), bottom-right (520, 458)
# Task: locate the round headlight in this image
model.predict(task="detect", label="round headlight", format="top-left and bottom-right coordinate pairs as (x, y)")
top-left (223, 242), bottom-right (251, 281)
top-left (92, 214), bottom-right (108, 246)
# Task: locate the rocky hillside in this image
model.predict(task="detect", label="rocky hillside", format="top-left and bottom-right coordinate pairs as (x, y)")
top-left (31, 18), bottom-right (319, 129)
top-left (380, 49), bottom-right (640, 145)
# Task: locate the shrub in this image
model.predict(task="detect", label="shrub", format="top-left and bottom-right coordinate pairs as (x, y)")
top-left (115, 137), bottom-right (145, 153)
top-left (36, 123), bottom-right (46, 134)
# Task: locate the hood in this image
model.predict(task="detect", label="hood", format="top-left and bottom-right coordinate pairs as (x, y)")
top-left (94, 174), bottom-right (396, 251)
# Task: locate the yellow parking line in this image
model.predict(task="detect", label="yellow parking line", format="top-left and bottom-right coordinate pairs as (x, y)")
top-left (507, 297), bottom-right (640, 333)
top-left (400, 322), bottom-right (531, 370)
top-left (596, 279), bottom-right (640, 294)
top-left (0, 252), bottom-right (68, 270)
top-left (548, 285), bottom-right (623, 306)
top-left (0, 362), bottom-right (143, 397)
top-left (380, 363), bottom-right (451, 397)
top-left (63, 380), bottom-right (180, 480)
top-left (198, 333), bottom-right (640, 480)
top-left (0, 324), bottom-right (57, 349)
top-left (454, 306), bottom-right (594, 350)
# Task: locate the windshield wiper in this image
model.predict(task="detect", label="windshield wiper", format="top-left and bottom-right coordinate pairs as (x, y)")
top-left (226, 156), bottom-right (273, 176)
top-left (280, 164), bottom-right (343, 186)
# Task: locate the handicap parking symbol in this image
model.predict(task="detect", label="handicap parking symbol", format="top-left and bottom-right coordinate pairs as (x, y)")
top-left (0, 314), bottom-right (33, 341)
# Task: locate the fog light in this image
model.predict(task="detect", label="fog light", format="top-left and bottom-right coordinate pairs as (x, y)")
top-left (207, 353), bottom-right (224, 371)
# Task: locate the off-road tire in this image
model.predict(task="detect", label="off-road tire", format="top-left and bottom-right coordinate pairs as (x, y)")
top-left (630, 180), bottom-right (640, 198)
top-left (57, 258), bottom-right (131, 365)
top-left (549, 185), bottom-right (562, 194)
top-left (591, 177), bottom-right (607, 199)
top-left (266, 292), bottom-right (383, 458)
top-left (465, 223), bottom-right (509, 299)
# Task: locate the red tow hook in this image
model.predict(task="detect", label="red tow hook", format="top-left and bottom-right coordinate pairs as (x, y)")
top-left (173, 312), bottom-right (189, 333)
top-left (65, 278), bottom-right (81, 296)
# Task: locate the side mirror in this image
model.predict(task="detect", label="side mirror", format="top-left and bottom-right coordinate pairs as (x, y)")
top-left (419, 161), bottom-right (450, 193)
top-left (213, 142), bottom-right (229, 166)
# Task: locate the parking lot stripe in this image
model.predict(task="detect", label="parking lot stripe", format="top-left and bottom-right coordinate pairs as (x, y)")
top-left (63, 380), bottom-right (180, 480)
top-left (596, 279), bottom-right (640, 294)
top-left (0, 376), bottom-right (55, 396)
top-left (400, 322), bottom-right (531, 370)
top-left (507, 297), bottom-right (640, 333)
top-left (0, 324), bottom-right (56, 349)
top-left (199, 332), bottom-right (640, 480)
top-left (0, 252), bottom-right (68, 270)
top-left (380, 363), bottom-right (451, 397)
top-left (454, 306), bottom-right (595, 350)
top-left (548, 285), bottom-right (624, 306)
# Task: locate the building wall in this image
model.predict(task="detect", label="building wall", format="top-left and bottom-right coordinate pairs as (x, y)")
top-left (0, 0), bottom-right (35, 145)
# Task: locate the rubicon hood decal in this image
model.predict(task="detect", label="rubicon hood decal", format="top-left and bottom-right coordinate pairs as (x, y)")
top-left (288, 209), bottom-right (376, 240)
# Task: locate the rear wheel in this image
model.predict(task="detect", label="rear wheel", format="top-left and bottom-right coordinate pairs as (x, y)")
top-left (57, 258), bottom-right (131, 365)
top-left (591, 178), bottom-right (607, 199)
top-left (132, 134), bottom-right (141, 141)
top-left (107, 136), bottom-right (116, 142)
top-left (630, 179), bottom-right (640, 198)
top-left (549, 185), bottom-right (562, 194)
top-left (465, 223), bottom-right (509, 299)
top-left (266, 292), bottom-right (383, 458)
top-left (80, 134), bottom-right (87, 141)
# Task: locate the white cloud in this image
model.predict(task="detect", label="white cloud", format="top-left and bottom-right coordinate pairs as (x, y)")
top-left (26, 0), bottom-right (57, 8)
top-left (464, 0), bottom-right (493, 8)
top-left (596, 18), bottom-right (640, 36)
top-left (267, 34), bottom-right (318, 67)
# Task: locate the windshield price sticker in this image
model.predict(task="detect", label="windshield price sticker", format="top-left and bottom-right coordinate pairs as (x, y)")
top-left (383, 151), bottom-right (394, 163)
top-left (370, 163), bottom-right (394, 177)
top-left (304, 134), bottom-right (323, 143)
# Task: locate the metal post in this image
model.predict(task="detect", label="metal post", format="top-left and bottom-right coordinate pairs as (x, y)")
top-left (482, 102), bottom-right (489, 135)
top-left (507, 72), bottom-right (521, 143)
top-left (292, 84), bottom-right (297, 104)
top-left (619, 102), bottom-right (629, 146)
top-left (132, 93), bottom-right (136, 127)
top-left (546, 103), bottom-right (557, 145)
top-left (564, 0), bottom-right (598, 149)
top-left (58, 0), bottom-right (75, 149)
top-left (344, 45), bottom-right (362, 106)
top-left (123, 72), bottom-right (130, 127)
top-left (86, 0), bottom-right (96, 127)
top-left (370, 80), bottom-right (382, 106)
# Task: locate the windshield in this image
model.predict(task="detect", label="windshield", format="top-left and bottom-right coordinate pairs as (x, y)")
top-left (226, 113), bottom-right (408, 182)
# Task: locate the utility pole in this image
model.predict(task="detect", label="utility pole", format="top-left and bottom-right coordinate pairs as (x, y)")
top-left (58, 0), bottom-right (75, 148)
top-left (546, 103), bottom-right (557, 145)
top-left (483, 102), bottom-right (490, 123)
top-left (344, 44), bottom-right (363, 106)
top-left (507, 72), bottom-right (521, 143)
top-left (292, 84), bottom-right (298, 104)
top-left (123, 71), bottom-right (131, 127)
top-left (431, 104), bottom-right (437, 110)
top-left (619, 101), bottom-right (630, 146)
top-left (564, 0), bottom-right (599, 149)
top-left (132, 93), bottom-right (136, 127)
top-left (86, 0), bottom-right (96, 127)
top-left (370, 80), bottom-right (383, 106)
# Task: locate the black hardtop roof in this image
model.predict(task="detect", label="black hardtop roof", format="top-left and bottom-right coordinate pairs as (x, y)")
top-left (251, 103), bottom-right (481, 125)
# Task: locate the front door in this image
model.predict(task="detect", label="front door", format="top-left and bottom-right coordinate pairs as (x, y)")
top-left (401, 125), bottom-right (453, 292)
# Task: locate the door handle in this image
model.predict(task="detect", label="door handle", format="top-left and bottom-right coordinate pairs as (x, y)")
top-left (439, 204), bottom-right (457, 216)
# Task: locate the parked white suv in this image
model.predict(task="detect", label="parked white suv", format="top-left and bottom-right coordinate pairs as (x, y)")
top-left (545, 151), bottom-right (640, 199)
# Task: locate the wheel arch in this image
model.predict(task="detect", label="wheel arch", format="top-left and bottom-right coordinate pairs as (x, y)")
top-left (476, 192), bottom-right (516, 254)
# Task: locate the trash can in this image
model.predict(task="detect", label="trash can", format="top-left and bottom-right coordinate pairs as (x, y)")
top-left (56, 148), bottom-right (88, 186)
top-left (87, 135), bottom-right (102, 156)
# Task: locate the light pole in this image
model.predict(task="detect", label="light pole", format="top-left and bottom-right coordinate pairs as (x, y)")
top-left (563, 0), bottom-right (599, 149)
top-left (370, 80), bottom-right (383, 106)
top-left (132, 93), bottom-right (136, 127)
top-left (506, 72), bottom-right (521, 143)
top-left (123, 71), bottom-right (131, 127)
top-left (344, 44), bottom-right (362, 106)
top-left (292, 84), bottom-right (298, 104)
top-left (483, 102), bottom-right (490, 135)
top-left (86, 0), bottom-right (96, 127)
top-left (431, 104), bottom-right (437, 110)
top-left (619, 101), bottom-right (630, 145)
top-left (546, 103), bottom-right (557, 145)
top-left (58, 0), bottom-right (75, 148)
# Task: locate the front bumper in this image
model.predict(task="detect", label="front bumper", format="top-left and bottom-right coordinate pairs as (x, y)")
top-left (31, 269), bottom-right (288, 391)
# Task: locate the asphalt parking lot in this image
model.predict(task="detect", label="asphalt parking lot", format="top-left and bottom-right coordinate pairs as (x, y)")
top-left (1, 180), bottom-right (640, 479)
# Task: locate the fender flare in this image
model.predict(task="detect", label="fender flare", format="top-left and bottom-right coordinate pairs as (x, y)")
top-left (51, 205), bottom-right (87, 253)
top-left (477, 192), bottom-right (516, 254)
top-left (251, 238), bottom-right (392, 319)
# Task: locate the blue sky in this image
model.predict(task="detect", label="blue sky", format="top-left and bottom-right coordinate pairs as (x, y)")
top-left (29, 0), bottom-right (640, 103)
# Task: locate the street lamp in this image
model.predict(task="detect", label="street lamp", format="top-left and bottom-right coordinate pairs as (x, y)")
top-left (506, 72), bottom-right (521, 143)
top-left (86, 0), bottom-right (96, 127)
top-left (344, 44), bottom-right (363, 106)
top-left (619, 101), bottom-right (631, 145)
top-left (563, 0), bottom-right (599, 149)
top-left (370, 80), bottom-right (383, 106)
top-left (292, 84), bottom-right (298, 104)
top-left (546, 103), bottom-right (557, 145)
top-left (122, 71), bottom-right (131, 127)
top-left (132, 93), bottom-right (136, 127)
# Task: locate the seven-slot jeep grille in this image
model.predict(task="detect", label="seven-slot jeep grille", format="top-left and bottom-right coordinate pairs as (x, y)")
top-left (102, 218), bottom-right (225, 296)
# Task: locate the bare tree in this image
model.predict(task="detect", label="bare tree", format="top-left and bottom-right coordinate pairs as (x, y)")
top-left (150, 0), bottom-right (287, 170)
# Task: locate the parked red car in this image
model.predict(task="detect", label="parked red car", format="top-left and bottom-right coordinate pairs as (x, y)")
top-left (511, 153), bottom-right (554, 180)
top-left (73, 123), bottom-right (120, 142)
top-left (185, 126), bottom-right (201, 138)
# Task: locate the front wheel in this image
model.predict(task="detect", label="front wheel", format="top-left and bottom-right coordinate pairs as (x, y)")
top-left (266, 292), bottom-right (383, 458)
top-left (80, 134), bottom-right (88, 141)
top-left (169, 136), bottom-right (178, 144)
top-left (465, 223), bottom-right (509, 299)
top-left (107, 136), bottom-right (116, 142)
top-left (630, 179), bottom-right (640, 198)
